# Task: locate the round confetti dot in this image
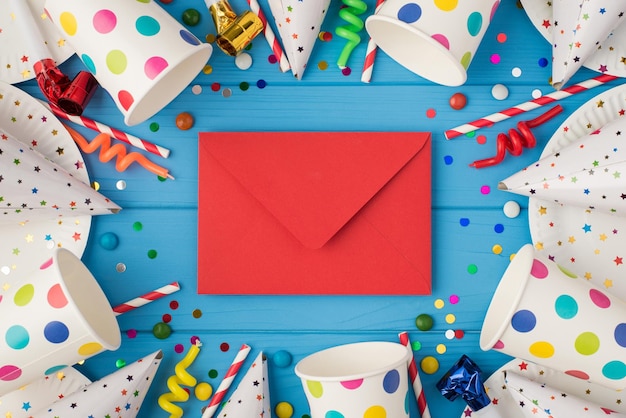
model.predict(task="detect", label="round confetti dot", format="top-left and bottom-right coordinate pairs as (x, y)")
top-left (426, 108), bottom-right (436, 118)
top-left (503, 200), bottom-right (521, 218)
top-left (511, 67), bottom-right (522, 77)
top-left (449, 294), bottom-right (459, 304)
top-left (480, 185), bottom-right (491, 194)
top-left (490, 54), bottom-right (501, 64)
top-left (494, 224), bottom-right (504, 233)
top-left (476, 135), bottom-right (487, 144)
top-left (182, 9), bottom-right (201, 26)
top-left (170, 300), bottom-right (179, 310)
top-left (275, 401), bottom-right (293, 418)
top-left (445, 313), bottom-right (456, 324)
top-left (420, 356), bottom-right (439, 374)
top-left (162, 313), bottom-right (172, 323)
top-left (208, 369), bottom-right (218, 378)
top-left (436, 344), bottom-right (447, 354)
top-left (115, 180), bottom-right (126, 190)
top-left (455, 329), bottom-right (465, 339)
top-left (115, 263), bottom-right (126, 273)
top-left (222, 88), bottom-right (232, 98)
top-left (133, 221), bottom-right (143, 231)
top-left (459, 218), bottom-right (470, 227)
top-left (195, 382), bottom-right (213, 401)
top-left (496, 33), bottom-right (507, 43)
top-left (318, 60), bottom-right (328, 70)
top-left (192, 309), bottom-right (202, 318)
top-left (115, 359), bottom-right (126, 368)
top-left (415, 313), bottom-right (434, 331)
top-left (411, 340), bottom-right (422, 351)
top-left (257, 79), bottom-right (267, 89)
top-left (467, 264), bottom-right (478, 274)
top-left (268, 54), bottom-right (278, 64)
top-left (220, 342), bottom-right (230, 352)
top-left (147, 249), bottom-right (158, 259)
top-left (126, 329), bottom-right (137, 338)
top-left (445, 329), bottom-right (455, 339)
top-left (175, 112), bottom-right (194, 130)
top-left (203, 65), bottom-right (213, 74)
top-left (273, 350), bottom-right (292, 368)
top-left (149, 122), bottom-right (160, 132)
top-left (99, 232), bottom-right (119, 250)
top-left (235, 52), bottom-right (253, 70)
top-left (531, 88), bottom-right (543, 99)
top-left (341, 67), bottom-right (352, 76)
top-left (211, 82), bottom-right (221, 92)
top-left (191, 85), bottom-right (203, 95)
top-left (152, 322), bottom-right (172, 339)
top-left (449, 92), bottom-right (467, 110)
top-left (174, 343), bottom-right (184, 353)
top-left (491, 83), bottom-right (509, 100)
top-left (537, 57), bottom-right (548, 67)
top-left (492, 244), bottom-right (503, 254)
top-left (443, 155), bottom-right (453, 165)
top-left (434, 299), bottom-right (445, 309)
top-left (240, 82), bottom-right (250, 91)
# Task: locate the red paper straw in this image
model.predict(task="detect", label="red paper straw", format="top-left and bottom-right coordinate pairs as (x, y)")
top-left (360, 0), bottom-right (385, 83)
top-left (201, 343), bottom-right (251, 418)
top-left (40, 100), bottom-right (171, 158)
top-left (113, 282), bottom-right (180, 316)
top-left (399, 331), bottom-right (431, 418)
top-left (444, 74), bottom-right (619, 140)
top-left (247, 0), bottom-right (290, 73)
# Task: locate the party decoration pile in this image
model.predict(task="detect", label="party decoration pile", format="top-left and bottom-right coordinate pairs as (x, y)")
top-left (267, 0), bottom-right (331, 79)
top-left (213, 352), bottom-right (270, 418)
top-left (499, 116), bottom-right (626, 216)
top-left (0, 130), bottom-right (120, 223)
top-left (33, 351), bottom-right (162, 417)
top-left (550, 0), bottom-right (626, 89)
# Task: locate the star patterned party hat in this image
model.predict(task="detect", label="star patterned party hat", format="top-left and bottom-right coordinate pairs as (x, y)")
top-left (267, 0), bottom-right (330, 80)
top-left (32, 350), bottom-right (163, 418)
top-left (0, 130), bottom-right (120, 224)
top-left (499, 116), bottom-right (626, 217)
top-left (505, 371), bottom-right (625, 417)
top-left (551, 0), bottom-right (626, 90)
top-left (216, 352), bottom-right (270, 418)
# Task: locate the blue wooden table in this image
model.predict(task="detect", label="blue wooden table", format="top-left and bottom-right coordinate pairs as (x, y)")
top-left (13, 0), bottom-right (626, 416)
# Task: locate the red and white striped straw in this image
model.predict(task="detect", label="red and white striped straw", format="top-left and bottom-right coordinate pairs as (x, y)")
top-left (113, 281), bottom-right (180, 316)
top-left (40, 100), bottom-right (171, 158)
top-left (444, 74), bottom-right (619, 140)
top-left (201, 344), bottom-right (252, 418)
top-left (399, 331), bottom-right (431, 418)
top-left (360, 0), bottom-right (385, 83)
top-left (247, 0), bottom-right (290, 73)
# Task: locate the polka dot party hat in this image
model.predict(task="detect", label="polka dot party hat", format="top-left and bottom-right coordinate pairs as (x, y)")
top-left (480, 244), bottom-right (626, 390)
top-left (365, 0), bottom-right (500, 86)
top-left (0, 248), bottom-right (120, 396)
top-left (43, 0), bottom-right (213, 126)
top-left (551, 0), bottom-right (626, 90)
top-left (295, 341), bottom-right (411, 418)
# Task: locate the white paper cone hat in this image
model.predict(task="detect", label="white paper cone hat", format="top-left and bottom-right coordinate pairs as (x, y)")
top-left (0, 248), bottom-right (121, 396)
top-left (499, 116), bottom-right (626, 217)
top-left (216, 352), bottom-right (270, 417)
top-left (43, 0), bottom-right (212, 126)
top-left (267, 0), bottom-right (330, 80)
top-left (0, 131), bottom-right (120, 224)
top-left (32, 350), bottom-right (163, 417)
top-left (551, 0), bottom-right (626, 90)
top-left (505, 371), bottom-right (625, 417)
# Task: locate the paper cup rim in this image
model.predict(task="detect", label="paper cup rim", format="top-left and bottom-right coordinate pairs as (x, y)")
top-left (294, 341), bottom-right (410, 382)
top-left (479, 243), bottom-right (535, 351)
top-left (123, 43), bottom-right (212, 126)
top-left (55, 248), bottom-right (121, 350)
top-left (365, 15), bottom-right (467, 86)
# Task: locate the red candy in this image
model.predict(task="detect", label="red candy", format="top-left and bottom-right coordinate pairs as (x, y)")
top-left (449, 92), bottom-right (467, 110)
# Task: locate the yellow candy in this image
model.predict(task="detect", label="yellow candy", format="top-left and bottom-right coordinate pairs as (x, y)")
top-left (195, 381), bottom-right (213, 401)
top-left (275, 401), bottom-right (294, 418)
top-left (420, 356), bottom-right (439, 375)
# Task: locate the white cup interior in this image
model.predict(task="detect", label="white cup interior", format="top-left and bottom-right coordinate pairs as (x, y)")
top-left (365, 15), bottom-right (467, 86)
top-left (479, 244), bottom-right (534, 351)
top-left (57, 248), bottom-right (120, 349)
top-left (295, 341), bottom-right (410, 381)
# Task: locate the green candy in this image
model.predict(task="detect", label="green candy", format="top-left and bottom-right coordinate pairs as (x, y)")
top-left (182, 9), bottom-right (201, 26)
top-left (152, 322), bottom-right (172, 339)
top-left (415, 313), bottom-right (434, 331)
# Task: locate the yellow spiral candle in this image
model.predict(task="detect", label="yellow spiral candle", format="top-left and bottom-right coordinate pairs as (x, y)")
top-left (158, 339), bottom-right (202, 417)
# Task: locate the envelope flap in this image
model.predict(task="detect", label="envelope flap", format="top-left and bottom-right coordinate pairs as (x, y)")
top-left (200, 132), bottom-right (429, 249)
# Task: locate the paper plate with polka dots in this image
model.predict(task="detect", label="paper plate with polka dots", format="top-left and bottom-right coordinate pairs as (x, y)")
top-left (459, 358), bottom-right (626, 417)
top-left (0, 0), bottom-right (75, 84)
top-left (528, 83), bottom-right (626, 302)
top-left (0, 366), bottom-right (90, 418)
top-left (0, 81), bottom-right (91, 279)
top-left (520, 0), bottom-right (626, 78)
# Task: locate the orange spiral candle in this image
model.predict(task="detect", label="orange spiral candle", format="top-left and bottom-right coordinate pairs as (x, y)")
top-left (63, 124), bottom-right (173, 179)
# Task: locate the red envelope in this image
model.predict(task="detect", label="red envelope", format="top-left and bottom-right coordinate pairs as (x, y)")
top-left (198, 132), bottom-right (431, 295)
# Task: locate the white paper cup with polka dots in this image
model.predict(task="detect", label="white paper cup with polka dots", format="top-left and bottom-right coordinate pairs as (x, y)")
top-left (480, 243), bottom-right (626, 390)
top-left (365, 0), bottom-right (500, 86)
top-left (44, 0), bottom-right (212, 126)
top-left (295, 341), bottom-right (411, 418)
top-left (0, 248), bottom-right (120, 396)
